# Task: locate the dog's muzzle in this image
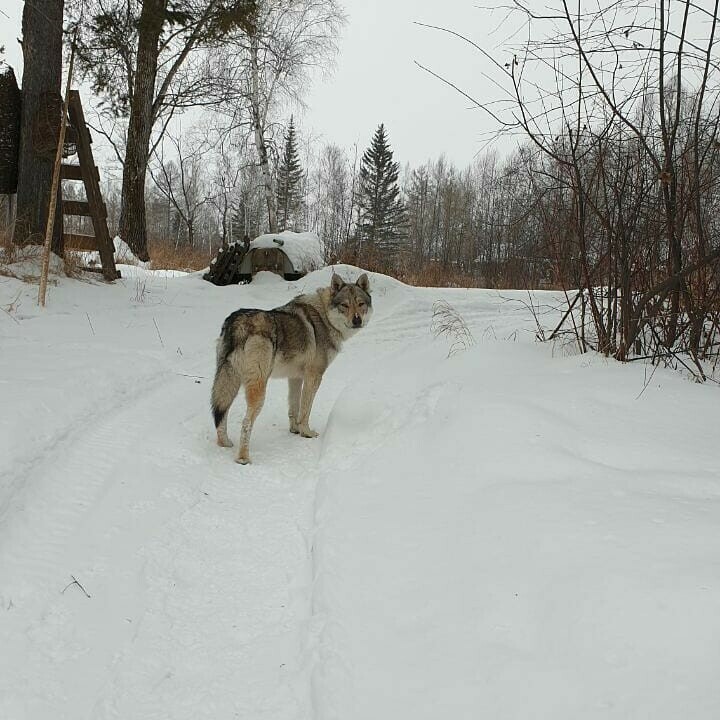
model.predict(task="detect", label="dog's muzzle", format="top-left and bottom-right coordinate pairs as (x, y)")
top-left (352, 315), bottom-right (362, 328)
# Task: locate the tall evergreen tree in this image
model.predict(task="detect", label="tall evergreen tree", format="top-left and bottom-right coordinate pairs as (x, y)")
top-left (276, 116), bottom-right (305, 231)
top-left (356, 123), bottom-right (407, 257)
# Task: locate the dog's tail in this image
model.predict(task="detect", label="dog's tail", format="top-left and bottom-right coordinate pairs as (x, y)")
top-left (211, 334), bottom-right (241, 429)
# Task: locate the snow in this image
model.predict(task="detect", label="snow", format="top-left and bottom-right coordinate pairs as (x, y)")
top-left (250, 230), bottom-right (325, 272)
top-left (0, 265), bottom-right (718, 719)
top-left (78, 235), bottom-right (150, 270)
top-left (0, 244), bottom-right (65, 280)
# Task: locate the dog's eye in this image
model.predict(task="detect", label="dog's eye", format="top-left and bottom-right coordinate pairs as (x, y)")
top-left (339, 303), bottom-right (349, 310)
top-left (358, 302), bottom-right (366, 308)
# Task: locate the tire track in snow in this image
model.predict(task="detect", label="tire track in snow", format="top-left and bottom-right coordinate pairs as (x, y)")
top-left (1, 282), bottom-right (503, 718)
top-left (0, 366), bottom-right (167, 525)
top-left (89, 402), bottom-right (322, 720)
top-left (1, 355), bottom-right (323, 719)
top-left (0, 369), bottom-right (174, 600)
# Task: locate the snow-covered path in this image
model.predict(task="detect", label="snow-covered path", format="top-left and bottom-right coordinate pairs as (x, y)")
top-left (0, 270), bottom-right (330, 718)
top-left (1, 267), bottom-right (718, 719)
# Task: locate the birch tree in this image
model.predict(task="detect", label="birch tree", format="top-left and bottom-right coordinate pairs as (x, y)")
top-left (214, 0), bottom-right (344, 233)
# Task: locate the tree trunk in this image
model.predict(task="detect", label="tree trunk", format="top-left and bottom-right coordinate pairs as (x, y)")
top-left (221, 192), bottom-right (229, 247)
top-left (250, 37), bottom-right (277, 233)
top-left (118, 0), bottom-right (167, 262)
top-left (14, 0), bottom-right (64, 254)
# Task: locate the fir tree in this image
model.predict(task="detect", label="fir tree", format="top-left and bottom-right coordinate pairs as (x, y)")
top-left (276, 116), bottom-right (305, 231)
top-left (355, 123), bottom-right (407, 257)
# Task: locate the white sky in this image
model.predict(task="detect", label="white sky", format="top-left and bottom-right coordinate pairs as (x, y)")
top-left (0, 0), bottom-right (513, 169)
top-left (297, 0), bottom-right (512, 167)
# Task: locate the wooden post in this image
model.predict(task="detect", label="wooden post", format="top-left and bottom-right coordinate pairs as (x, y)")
top-left (38, 33), bottom-right (77, 307)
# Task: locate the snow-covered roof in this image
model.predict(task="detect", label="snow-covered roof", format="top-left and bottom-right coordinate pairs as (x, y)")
top-left (249, 231), bottom-right (325, 273)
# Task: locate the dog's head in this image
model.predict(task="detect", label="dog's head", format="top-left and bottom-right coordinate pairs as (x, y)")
top-left (328, 273), bottom-right (373, 332)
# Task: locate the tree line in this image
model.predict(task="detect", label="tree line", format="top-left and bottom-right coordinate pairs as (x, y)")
top-left (7, 0), bottom-right (343, 260)
top-left (453, 0), bottom-right (720, 374)
top-left (101, 115), bottom-right (562, 288)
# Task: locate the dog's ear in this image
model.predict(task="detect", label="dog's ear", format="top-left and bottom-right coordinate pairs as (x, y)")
top-left (330, 273), bottom-right (345, 295)
top-left (356, 273), bottom-right (370, 294)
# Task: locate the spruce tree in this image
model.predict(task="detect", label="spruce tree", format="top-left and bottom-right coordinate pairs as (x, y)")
top-left (276, 116), bottom-right (305, 231)
top-left (356, 123), bottom-right (407, 257)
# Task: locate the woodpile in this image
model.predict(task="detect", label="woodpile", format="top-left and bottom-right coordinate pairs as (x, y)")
top-left (203, 243), bottom-right (249, 285)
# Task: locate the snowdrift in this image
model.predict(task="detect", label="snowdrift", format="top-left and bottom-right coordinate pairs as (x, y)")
top-left (312, 336), bottom-right (720, 719)
top-left (0, 265), bottom-right (718, 719)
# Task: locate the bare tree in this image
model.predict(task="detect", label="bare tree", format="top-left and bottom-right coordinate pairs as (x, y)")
top-left (212, 0), bottom-right (345, 233)
top-left (419, 1), bottom-right (720, 374)
top-left (207, 130), bottom-right (244, 246)
top-left (150, 128), bottom-right (211, 248)
top-left (310, 143), bottom-right (352, 258)
top-left (69, 0), bottom-right (256, 259)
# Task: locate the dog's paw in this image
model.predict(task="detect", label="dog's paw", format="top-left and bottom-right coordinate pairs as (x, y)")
top-left (217, 437), bottom-right (234, 448)
top-left (299, 427), bottom-right (319, 438)
top-left (235, 455), bottom-right (251, 465)
top-left (289, 423), bottom-right (300, 434)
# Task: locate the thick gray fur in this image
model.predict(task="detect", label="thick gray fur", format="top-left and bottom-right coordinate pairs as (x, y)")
top-left (211, 273), bottom-right (372, 464)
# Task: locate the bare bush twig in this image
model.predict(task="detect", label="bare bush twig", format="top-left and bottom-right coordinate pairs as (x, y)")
top-left (61, 575), bottom-right (91, 598)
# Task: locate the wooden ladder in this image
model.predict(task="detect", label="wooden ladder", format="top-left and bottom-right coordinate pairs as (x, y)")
top-left (61, 90), bottom-right (120, 280)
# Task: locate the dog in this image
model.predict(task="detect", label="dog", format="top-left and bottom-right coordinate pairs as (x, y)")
top-left (211, 272), bottom-right (372, 464)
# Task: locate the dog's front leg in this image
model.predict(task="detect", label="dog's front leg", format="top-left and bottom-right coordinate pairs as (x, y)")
top-left (296, 372), bottom-right (322, 438)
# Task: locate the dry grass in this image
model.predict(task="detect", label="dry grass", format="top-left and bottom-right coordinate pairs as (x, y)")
top-left (62, 250), bottom-right (85, 279)
top-left (0, 223), bottom-right (17, 276)
top-left (134, 276), bottom-right (149, 303)
top-left (400, 262), bottom-right (482, 288)
top-left (1, 289), bottom-right (23, 323)
top-left (148, 241), bottom-right (212, 272)
top-left (0, 242), bottom-right (46, 282)
top-left (334, 249), bottom-right (484, 288)
top-left (430, 300), bottom-right (475, 357)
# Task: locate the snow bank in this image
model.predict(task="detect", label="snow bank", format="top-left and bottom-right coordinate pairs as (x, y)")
top-left (250, 230), bottom-right (325, 272)
top-left (78, 235), bottom-right (149, 270)
top-left (1, 266), bottom-right (718, 719)
top-left (115, 263), bottom-right (188, 279)
top-left (312, 336), bottom-right (720, 719)
top-left (0, 244), bottom-right (65, 279)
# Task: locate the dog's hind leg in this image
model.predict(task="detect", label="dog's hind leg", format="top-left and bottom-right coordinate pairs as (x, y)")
top-left (236, 337), bottom-right (272, 465)
top-left (288, 378), bottom-right (302, 434)
top-left (211, 352), bottom-right (241, 448)
top-left (236, 376), bottom-right (267, 464)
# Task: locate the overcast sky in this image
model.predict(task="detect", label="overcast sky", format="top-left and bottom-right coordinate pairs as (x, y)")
top-left (297, 0), bottom-right (510, 167)
top-left (0, 0), bottom-right (511, 169)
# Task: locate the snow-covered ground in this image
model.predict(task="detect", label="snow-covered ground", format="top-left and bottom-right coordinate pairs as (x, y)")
top-left (0, 264), bottom-right (718, 719)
